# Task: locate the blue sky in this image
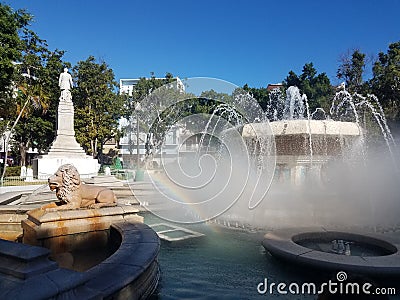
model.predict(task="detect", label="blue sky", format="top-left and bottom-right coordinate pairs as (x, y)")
top-left (5, 0), bottom-right (400, 88)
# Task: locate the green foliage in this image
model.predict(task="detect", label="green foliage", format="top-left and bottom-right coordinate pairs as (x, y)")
top-left (73, 56), bottom-right (124, 157)
top-left (3, 166), bottom-right (20, 177)
top-left (10, 37), bottom-right (66, 165)
top-left (135, 75), bottom-right (192, 148)
top-left (0, 3), bottom-right (67, 166)
top-left (242, 84), bottom-right (270, 111)
top-left (12, 114), bottom-right (53, 151)
top-left (337, 50), bottom-right (366, 93)
top-left (370, 42), bottom-right (400, 121)
top-left (125, 73), bottom-right (176, 115)
top-left (0, 3), bottom-right (31, 97)
top-left (284, 62), bottom-right (334, 112)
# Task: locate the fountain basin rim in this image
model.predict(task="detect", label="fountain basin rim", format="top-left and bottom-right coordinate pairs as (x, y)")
top-left (262, 227), bottom-right (400, 276)
top-left (242, 120), bottom-right (361, 138)
top-left (292, 231), bottom-right (397, 255)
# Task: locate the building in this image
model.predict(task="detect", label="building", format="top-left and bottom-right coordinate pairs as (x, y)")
top-left (266, 83), bottom-right (283, 91)
top-left (119, 79), bottom-right (141, 96)
top-left (119, 77), bottom-right (184, 97)
top-left (117, 118), bottom-right (199, 169)
top-left (117, 77), bottom-right (186, 168)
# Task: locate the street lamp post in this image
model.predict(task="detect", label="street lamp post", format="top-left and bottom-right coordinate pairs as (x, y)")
top-left (1, 134), bottom-right (5, 186)
top-left (135, 102), bottom-right (141, 170)
top-left (3, 134), bottom-right (5, 161)
top-left (136, 110), bottom-right (139, 169)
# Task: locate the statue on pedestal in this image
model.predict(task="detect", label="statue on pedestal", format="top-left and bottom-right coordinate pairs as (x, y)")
top-left (34, 67), bottom-right (99, 179)
top-left (59, 68), bottom-right (73, 102)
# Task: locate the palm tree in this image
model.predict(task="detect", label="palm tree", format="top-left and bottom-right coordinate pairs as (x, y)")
top-left (0, 70), bottom-right (49, 184)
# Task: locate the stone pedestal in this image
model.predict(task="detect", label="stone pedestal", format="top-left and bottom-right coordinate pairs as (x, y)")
top-left (21, 205), bottom-right (143, 254)
top-left (33, 100), bottom-right (98, 179)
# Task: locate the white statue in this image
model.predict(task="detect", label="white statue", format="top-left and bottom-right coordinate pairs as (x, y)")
top-left (337, 82), bottom-right (346, 91)
top-left (26, 167), bottom-right (34, 182)
top-left (59, 68), bottom-right (73, 102)
top-left (20, 165), bottom-right (27, 179)
top-left (104, 166), bottom-right (111, 176)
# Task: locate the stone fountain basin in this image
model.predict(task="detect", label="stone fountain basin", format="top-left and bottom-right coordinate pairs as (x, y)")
top-left (242, 120), bottom-right (362, 137)
top-left (241, 120), bottom-right (362, 156)
top-left (262, 227), bottom-right (400, 276)
top-left (0, 221), bottom-right (160, 299)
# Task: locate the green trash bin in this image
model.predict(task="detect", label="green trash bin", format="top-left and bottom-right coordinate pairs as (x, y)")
top-left (135, 169), bottom-right (144, 181)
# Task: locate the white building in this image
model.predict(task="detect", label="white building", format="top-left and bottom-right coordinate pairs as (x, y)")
top-left (118, 117), bottom-right (198, 168)
top-left (118, 77), bottom-right (187, 168)
top-left (119, 79), bottom-right (141, 96)
top-left (119, 77), bottom-right (184, 97)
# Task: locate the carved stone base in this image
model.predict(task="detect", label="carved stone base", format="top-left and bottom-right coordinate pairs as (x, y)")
top-left (33, 156), bottom-right (99, 179)
top-left (33, 100), bottom-right (99, 178)
top-left (21, 205), bottom-right (143, 254)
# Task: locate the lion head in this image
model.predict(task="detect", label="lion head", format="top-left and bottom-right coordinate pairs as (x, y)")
top-left (48, 164), bottom-right (81, 203)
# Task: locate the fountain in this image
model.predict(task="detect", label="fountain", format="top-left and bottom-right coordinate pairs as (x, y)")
top-left (211, 84), bottom-right (400, 231)
top-left (262, 228), bottom-right (400, 276)
top-left (255, 85), bottom-right (400, 276)
top-left (128, 78), bottom-right (400, 283)
top-left (241, 118), bottom-right (361, 186)
top-left (1, 77), bottom-right (399, 298)
top-left (123, 79), bottom-right (399, 226)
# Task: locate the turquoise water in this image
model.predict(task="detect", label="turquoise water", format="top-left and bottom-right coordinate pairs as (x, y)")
top-left (144, 213), bottom-right (400, 299)
top-left (145, 214), bottom-right (318, 299)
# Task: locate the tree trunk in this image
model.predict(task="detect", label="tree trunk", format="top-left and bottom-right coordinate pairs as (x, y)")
top-left (93, 137), bottom-right (98, 158)
top-left (1, 100), bottom-right (29, 183)
top-left (90, 139), bottom-right (95, 157)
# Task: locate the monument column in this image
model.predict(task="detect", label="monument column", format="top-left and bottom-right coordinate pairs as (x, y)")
top-left (33, 68), bottom-right (98, 178)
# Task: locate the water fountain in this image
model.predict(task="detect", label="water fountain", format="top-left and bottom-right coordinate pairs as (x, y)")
top-left (254, 85), bottom-right (400, 276)
top-left (130, 78), bottom-right (400, 287)
top-left (1, 77), bottom-right (398, 298)
top-left (262, 228), bottom-right (400, 276)
top-left (126, 79), bottom-right (398, 226)
top-left (215, 85), bottom-right (400, 231)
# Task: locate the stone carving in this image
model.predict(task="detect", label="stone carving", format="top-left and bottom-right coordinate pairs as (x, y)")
top-left (47, 164), bottom-right (116, 209)
top-left (59, 68), bottom-right (73, 102)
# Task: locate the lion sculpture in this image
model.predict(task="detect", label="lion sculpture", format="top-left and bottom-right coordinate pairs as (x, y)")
top-left (47, 164), bottom-right (117, 209)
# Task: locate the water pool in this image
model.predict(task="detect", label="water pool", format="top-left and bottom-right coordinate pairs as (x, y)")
top-left (142, 213), bottom-right (400, 299)
top-left (144, 214), bottom-right (323, 299)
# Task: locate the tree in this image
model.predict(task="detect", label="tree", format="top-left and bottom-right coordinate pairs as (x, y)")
top-left (0, 3), bottom-right (31, 97)
top-left (370, 41), bottom-right (400, 121)
top-left (337, 49), bottom-right (366, 93)
top-left (73, 56), bottom-right (125, 157)
top-left (126, 72), bottom-right (176, 113)
top-left (0, 4), bottom-right (66, 167)
top-left (284, 62), bottom-right (334, 113)
top-left (10, 29), bottom-right (50, 166)
top-left (125, 73), bottom-right (187, 155)
top-left (242, 84), bottom-right (270, 112)
top-left (0, 3), bottom-right (32, 138)
top-left (10, 49), bottom-right (68, 166)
